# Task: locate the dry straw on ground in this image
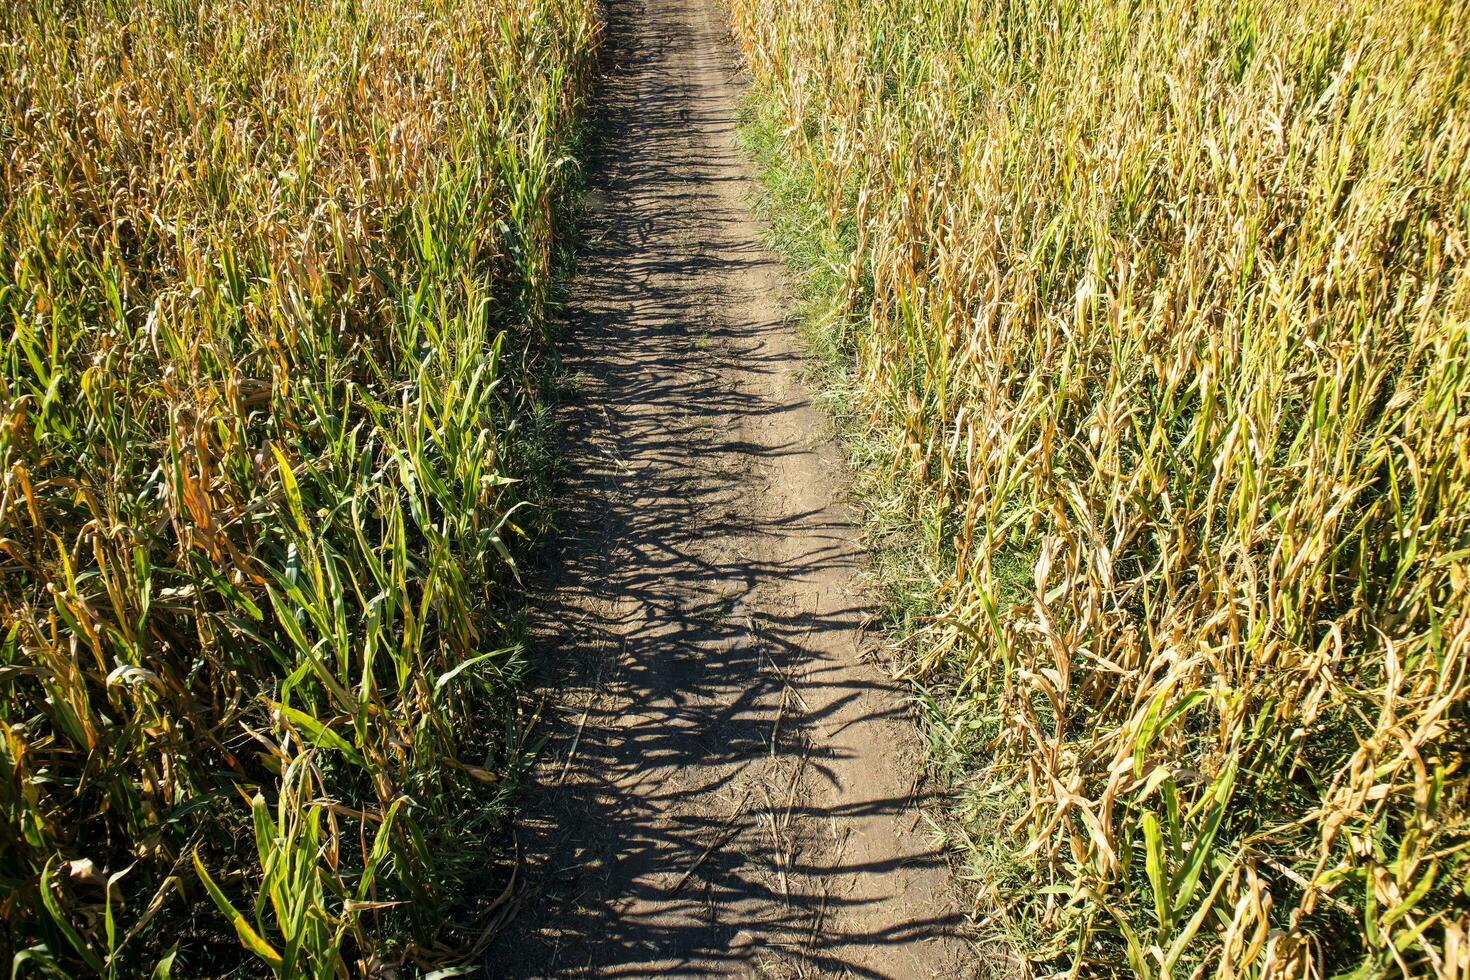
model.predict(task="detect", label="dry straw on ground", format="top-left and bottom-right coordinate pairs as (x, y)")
top-left (0, 0), bottom-right (599, 973)
top-left (731, 0), bottom-right (1470, 974)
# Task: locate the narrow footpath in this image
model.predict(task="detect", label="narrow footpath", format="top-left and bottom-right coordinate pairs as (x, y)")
top-left (495, 0), bottom-right (973, 975)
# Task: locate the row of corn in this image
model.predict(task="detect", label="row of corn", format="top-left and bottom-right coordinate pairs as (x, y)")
top-left (729, 0), bottom-right (1470, 974)
top-left (0, 0), bottom-right (600, 973)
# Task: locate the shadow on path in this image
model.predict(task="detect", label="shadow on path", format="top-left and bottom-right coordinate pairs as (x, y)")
top-left (490, 0), bottom-right (972, 976)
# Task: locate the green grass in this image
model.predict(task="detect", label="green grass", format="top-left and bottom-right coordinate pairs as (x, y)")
top-left (731, 0), bottom-right (1470, 975)
top-left (0, 0), bottom-right (600, 973)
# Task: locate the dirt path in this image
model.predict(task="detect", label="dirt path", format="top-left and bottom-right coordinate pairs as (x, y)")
top-left (493, 0), bottom-right (972, 976)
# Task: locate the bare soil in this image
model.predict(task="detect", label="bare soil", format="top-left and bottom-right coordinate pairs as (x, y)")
top-left (492, 0), bottom-right (974, 975)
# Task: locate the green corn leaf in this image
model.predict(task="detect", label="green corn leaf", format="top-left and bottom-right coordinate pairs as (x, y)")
top-left (1135, 689), bottom-right (1207, 777)
top-left (1381, 859), bottom-right (1437, 930)
top-left (357, 797), bottom-right (406, 900)
top-left (251, 793), bottom-right (277, 880)
top-left (150, 948), bottom-right (178, 980)
top-left (191, 851), bottom-right (284, 971)
top-left (37, 862), bottom-right (105, 975)
top-left (1142, 811), bottom-right (1172, 933)
top-left (270, 702), bottom-right (366, 767)
top-left (270, 443), bottom-right (309, 536)
top-left (1163, 858), bottom-right (1236, 971)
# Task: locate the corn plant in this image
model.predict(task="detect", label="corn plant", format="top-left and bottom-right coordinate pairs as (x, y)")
top-left (0, 0), bottom-right (599, 973)
top-left (730, 0), bottom-right (1470, 974)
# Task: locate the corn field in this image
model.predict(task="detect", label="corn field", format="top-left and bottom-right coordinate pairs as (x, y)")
top-left (729, 0), bottom-right (1470, 975)
top-left (0, 0), bottom-right (599, 973)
